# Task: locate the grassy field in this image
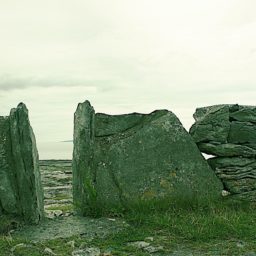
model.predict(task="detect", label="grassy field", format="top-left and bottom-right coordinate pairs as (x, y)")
top-left (1, 198), bottom-right (256, 255)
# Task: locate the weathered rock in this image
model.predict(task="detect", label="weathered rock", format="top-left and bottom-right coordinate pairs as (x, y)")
top-left (190, 104), bottom-right (256, 156)
top-left (208, 157), bottom-right (256, 197)
top-left (190, 104), bottom-right (256, 201)
top-left (0, 103), bottom-right (44, 223)
top-left (0, 116), bottom-right (17, 214)
top-left (72, 247), bottom-right (101, 256)
top-left (228, 121), bottom-right (256, 145)
top-left (73, 100), bottom-right (222, 214)
top-left (44, 247), bottom-right (57, 255)
top-left (128, 241), bottom-right (150, 249)
top-left (230, 106), bottom-right (256, 123)
top-left (189, 105), bottom-right (230, 143)
top-left (197, 143), bottom-right (256, 158)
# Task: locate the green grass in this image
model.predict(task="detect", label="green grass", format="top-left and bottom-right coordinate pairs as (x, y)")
top-left (1, 198), bottom-right (256, 255)
top-left (124, 200), bottom-right (256, 241)
top-left (0, 214), bottom-right (22, 235)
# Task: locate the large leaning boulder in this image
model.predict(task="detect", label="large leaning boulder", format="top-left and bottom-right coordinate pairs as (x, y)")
top-left (0, 103), bottom-right (44, 223)
top-left (190, 104), bottom-right (256, 201)
top-left (73, 100), bottom-right (222, 214)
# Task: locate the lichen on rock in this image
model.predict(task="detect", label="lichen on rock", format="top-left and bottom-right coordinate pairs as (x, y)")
top-left (73, 100), bottom-right (222, 215)
top-left (0, 103), bottom-right (44, 223)
top-left (190, 104), bottom-right (256, 201)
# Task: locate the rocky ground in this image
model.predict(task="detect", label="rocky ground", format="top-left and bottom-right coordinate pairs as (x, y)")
top-left (5, 160), bottom-right (255, 256)
top-left (40, 160), bottom-right (73, 219)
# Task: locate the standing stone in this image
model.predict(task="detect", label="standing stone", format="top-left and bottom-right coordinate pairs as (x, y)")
top-left (73, 101), bottom-right (95, 211)
top-left (73, 100), bottom-right (222, 215)
top-left (0, 116), bottom-right (18, 214)
top-left (0, 103), bottom-right (44, 223)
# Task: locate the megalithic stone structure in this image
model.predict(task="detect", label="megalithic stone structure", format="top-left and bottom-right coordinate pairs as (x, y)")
top-left (190, 104), bottom-right (256, 201)
top-left (0, 103), bottom-right (44, 223)
top-left (73, 100), bottom-right (223, 215)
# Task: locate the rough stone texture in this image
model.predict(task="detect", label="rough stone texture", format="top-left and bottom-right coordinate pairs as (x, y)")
top-left (189, 105), bottom-right (231, 143)
top-left (0, 103), bottom-right (44, 223)
top-left (197, 143), bottom-right (256, 158)
top-left (73, 100), bottom-right (222, 214)
top-left (40, 160), bottom-right (73, 218)
top-left (190, 104), bottom-right (256, 201)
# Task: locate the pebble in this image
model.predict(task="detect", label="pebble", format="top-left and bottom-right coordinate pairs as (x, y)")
top-left (44, 247), bottom-right (57, 255)
top-left (237, 241), bottom-right (246, 248)
top-left (67, 240), bottom-right (75, 248)
top-left (145, 236), bottom-right (154, 242)
top-left (11, 243), bottom-right (27, 252)
top-left (72, 247), bottom-right (101, 256)
top-left (128, 241), bottom-right (163, 253)
top-left (129, 241), bottom-right (150, 249)
top-left (144, 245), bottom-right (164, 253)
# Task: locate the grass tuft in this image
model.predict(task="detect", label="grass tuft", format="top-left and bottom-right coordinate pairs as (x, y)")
top-left (0, 214), bottom-right (22, 235)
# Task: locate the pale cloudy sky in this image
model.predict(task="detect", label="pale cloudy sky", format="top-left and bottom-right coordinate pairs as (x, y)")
top-left (0, 0), bottom-right (256, 148)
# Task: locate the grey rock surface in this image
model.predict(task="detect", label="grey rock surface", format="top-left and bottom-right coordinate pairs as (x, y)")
top-left (190, 104), bottom-right (256, 201)
top-left (73, 100), bottom-right (222, 214)
top-left (0, 103), bottom-right (44, 223)
top-left (208, 157), bottom-right (256, 197)
top-left (189, 104), bottom-right (231, 143)
top-left (197, 143), bottom-right (256, 158)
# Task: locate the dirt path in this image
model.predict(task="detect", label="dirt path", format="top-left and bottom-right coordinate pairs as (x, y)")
top-left (13, 215), bottom-right (126, 241)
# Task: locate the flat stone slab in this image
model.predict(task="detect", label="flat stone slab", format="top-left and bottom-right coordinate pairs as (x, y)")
top-left (208, 157), bottom-right (256, 196)
top-left (197, 143), bottom-right (256, 158)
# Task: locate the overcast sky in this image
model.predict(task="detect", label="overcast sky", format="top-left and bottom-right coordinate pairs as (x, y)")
top-left (1, 0), bottom-right (256, 146)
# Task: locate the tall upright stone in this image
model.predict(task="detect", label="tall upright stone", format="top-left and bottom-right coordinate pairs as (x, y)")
top-left (73, 100), bottom-right (222, 215)
top-left (0, 103), bottom-right (44, 223)
top-left (73, 101), bottom-right (95, 211)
